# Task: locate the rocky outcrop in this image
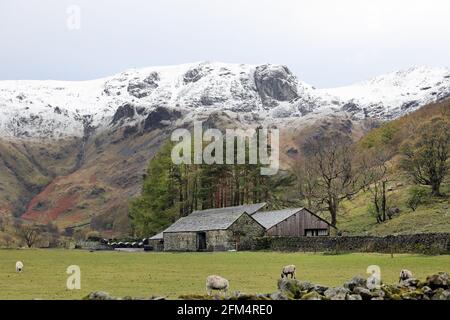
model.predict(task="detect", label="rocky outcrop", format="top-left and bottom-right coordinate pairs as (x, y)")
top-left (254, 65), bottom-right (299, 107)
top-left (184, 65), bottom-right (210, 84)
top-left (127, 72), bottom-right (160, 98)
top-left (143, 107), bottom-right (182, 131)
top-left (341, 102), bottom-right (361, 113)
top-left (111, 103), bottom-right (136, 124)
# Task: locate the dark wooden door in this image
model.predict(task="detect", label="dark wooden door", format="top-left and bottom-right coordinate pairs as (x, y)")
top-left (197, 232), bottom-right (206, 251)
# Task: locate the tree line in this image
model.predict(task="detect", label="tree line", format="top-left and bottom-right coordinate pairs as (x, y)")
top-left (130, 112), bottom-right (449, 237)
top-left (293, 112), bottom-right (449, 227)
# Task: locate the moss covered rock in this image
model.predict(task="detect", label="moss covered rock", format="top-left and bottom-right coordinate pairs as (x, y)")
top-left (300, 291), bottom-right (323, 300)
top-left (426, 272), bottom-right (449, 289)
top-left (324, 287), bottom-right (350, 300)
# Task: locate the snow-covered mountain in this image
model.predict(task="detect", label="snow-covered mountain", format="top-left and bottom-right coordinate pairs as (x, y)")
top-left (0, 62), bottom-right (449, 139)
top-left (325, 66), bottom-right (450, 120)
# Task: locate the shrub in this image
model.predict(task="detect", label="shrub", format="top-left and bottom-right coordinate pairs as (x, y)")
top-left (367, 203), bottom-right (384, 223)
top-left (1, 234), bottom-right (14, 248)
top-left (406, 186), bottom-right (429, 212)
top-left (85, 230), bottom-right (102, 242)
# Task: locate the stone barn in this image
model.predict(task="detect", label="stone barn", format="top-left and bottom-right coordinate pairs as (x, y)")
top-left (252, 208), bottom-right (336, 237)
top-left (162, 203), bottom-right (266, 252)
top-left (149, 232), bottom-right (164, 251)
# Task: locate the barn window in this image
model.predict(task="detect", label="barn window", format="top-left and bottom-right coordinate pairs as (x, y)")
top-left (305, 229), bottom-right (329, 237)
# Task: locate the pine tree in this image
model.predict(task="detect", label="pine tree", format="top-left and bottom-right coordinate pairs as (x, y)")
top-left (129, 142), bottom-right (179, 237)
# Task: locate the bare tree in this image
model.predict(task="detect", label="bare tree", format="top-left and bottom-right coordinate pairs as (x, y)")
top-left (302, 134), bottom-right (367, 227)
top-left (16, 223), bottom-right (40, 248)
top-left (361, 150), bottom-right (392, 223)
top-left (401, 117), bottom-right (449, 196)
top-left (291, 156), bottom-right (320, 210)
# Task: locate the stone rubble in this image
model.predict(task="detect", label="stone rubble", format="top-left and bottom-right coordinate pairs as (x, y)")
top-left (171, 272), bottom-right (450, 301)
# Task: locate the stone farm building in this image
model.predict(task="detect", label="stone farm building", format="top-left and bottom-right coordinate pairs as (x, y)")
top-left (159, 203), bottom-right (266, 251)
top-left (148, 231), bottom-right (164, 251)
top-left (150, 203), bottom-right (335, 252)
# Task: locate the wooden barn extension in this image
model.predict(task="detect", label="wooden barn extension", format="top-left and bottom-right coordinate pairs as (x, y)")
top-left (251, 208), bottom-right (336, 237)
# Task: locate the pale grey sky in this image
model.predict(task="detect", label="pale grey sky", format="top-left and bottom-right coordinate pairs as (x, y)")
top-left (0, 0), bottom-right (449, 87)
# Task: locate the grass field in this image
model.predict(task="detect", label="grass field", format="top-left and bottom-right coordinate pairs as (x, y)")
top-left (1, 249), bottom-right (449, 300)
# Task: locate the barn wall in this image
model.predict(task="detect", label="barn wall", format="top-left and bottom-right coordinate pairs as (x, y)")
top-left (266, 209), bottom-right (330, 237)
top-left (228, 214), bottom-right (266, 250)
top-left (164, 232), bottom-right (197, 251)
top-left (163, 214), bottom-right (265, 252)
top-left (206, 230), bottom-right (233, 251)
top-left (301, 210), bottom-right (330, 232)
top-left (149, 239), bottom-right (164, 252)
top-left (206, 214), bottom-right (265, 251)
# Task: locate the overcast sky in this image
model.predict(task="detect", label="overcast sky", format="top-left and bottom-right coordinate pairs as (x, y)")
top-left (1, 0), bottom-right (449, 87)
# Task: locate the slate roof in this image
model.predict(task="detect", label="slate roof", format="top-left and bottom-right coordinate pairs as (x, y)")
top-left (149, 232), bottom-right (164, 240)
top-left (163, 203), bottom-right (266, 233)
top-left (252, 207), bottom-right (336, 230)
top-left (252, 208), bottom-right (303, 229)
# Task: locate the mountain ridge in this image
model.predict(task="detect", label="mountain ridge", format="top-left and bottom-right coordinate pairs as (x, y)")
top-left (1, 62), bottom-right (449, 140)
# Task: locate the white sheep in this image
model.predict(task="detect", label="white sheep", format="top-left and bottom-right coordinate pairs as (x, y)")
top-left (399, 269), bottom-right (413, 282)
top-left (206, 275), bottom-right (229, 296)
top-left (281, 265), bottom-right (296, 279)
top-left (16, 261), bottom-right (24, 273)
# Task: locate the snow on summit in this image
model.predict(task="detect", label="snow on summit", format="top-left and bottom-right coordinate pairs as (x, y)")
top-left (325, 66), bottom-right (450, 119)
top-left (0, 62), bottom-right (449, 139)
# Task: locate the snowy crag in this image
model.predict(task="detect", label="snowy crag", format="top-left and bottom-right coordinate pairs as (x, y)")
top-left (1, 62), bottom-right (449, 140)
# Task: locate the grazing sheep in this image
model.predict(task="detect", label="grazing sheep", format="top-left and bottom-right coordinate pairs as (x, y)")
top-left (281, 265), bottom-right (296, 279)
top-left (206, 275), bottom-right (229, 296)
top-left (399, 269), bottom-right (413, 282)
top-left (16, 261), bottom-right (23, 273)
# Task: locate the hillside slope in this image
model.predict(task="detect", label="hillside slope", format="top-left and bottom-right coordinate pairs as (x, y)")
top-left (339, 182), bottom-right (449, 236)
top-left (0, 138), bottom-right (80, 217)
top-left (338, 100), bottom-right (450, 236)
